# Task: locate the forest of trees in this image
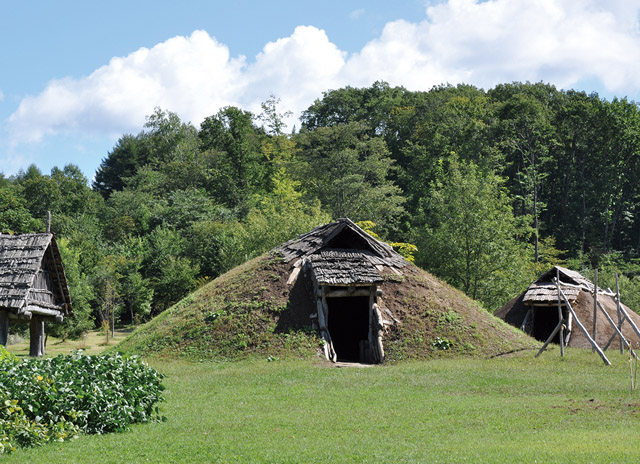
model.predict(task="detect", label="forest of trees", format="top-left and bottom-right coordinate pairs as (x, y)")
top-left (4, 81), bottom-right (640, 338)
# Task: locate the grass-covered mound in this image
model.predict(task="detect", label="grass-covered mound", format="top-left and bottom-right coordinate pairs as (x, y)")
top-left (118, 253), bottom-right (535, 361)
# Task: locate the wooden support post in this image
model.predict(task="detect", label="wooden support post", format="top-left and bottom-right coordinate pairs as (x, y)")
top-left (556, 271), bottom-right (565, 356)
top-left (592, 268), bottom-right (598, 351)
top-left (368, 287), bottom-right (376, 364)
top-left (372, 303), bottom-right (384, 363)
top-left (520, 308), bottom-right (533, 332)
top-left (616, 274), bottom-right (623, 354)
top-left (319, 287), bottom-right (336, 362)
top-left (0, 311), bottom-right (7, 346)
top-left (29, 316), bottom-right (45, 357)
top-left (558, 287), bottom-right (610, 365)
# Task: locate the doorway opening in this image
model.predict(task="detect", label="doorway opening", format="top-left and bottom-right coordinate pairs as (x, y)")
top-left (326, 295), bottom-right (370, 362)
top-left (531, 306), bottom-right (568, 343)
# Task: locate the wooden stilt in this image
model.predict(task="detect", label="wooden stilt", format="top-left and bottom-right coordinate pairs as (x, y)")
top-left (29, 316), bottom-right (45, 357)
top-left (0, 311), bottom-right (7, 346)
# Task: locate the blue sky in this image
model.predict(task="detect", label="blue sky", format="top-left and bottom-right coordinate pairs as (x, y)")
top-left (2, 0), bottom-right (640, 180)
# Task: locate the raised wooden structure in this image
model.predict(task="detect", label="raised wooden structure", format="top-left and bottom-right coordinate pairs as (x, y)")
top-left (0, 233), bottom-right (72, 356)
top-left (278, 218), bottom-right (406, 364)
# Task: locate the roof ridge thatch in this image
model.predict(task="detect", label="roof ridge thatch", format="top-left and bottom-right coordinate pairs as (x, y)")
top-left (276, 218), bottom-right (406, 268)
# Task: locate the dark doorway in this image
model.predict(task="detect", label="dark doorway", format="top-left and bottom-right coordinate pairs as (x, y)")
top-left (532, 306), bottom-right (568, 343)
top-left (327, 295), bottom-right (370, 362)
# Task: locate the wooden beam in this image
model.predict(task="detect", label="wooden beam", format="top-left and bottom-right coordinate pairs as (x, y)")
top-left (323, 288), bottom-right (372, 298)
top-left (25, 305), bottom-right (64, 319)
top-left (286, 267), bottom-right (301, 285)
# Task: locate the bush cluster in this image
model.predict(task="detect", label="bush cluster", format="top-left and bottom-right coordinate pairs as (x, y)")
top-left (0, 350), bottom-right (165, 453)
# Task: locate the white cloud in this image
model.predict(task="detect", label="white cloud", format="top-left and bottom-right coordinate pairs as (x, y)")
top-left (0, 89), bottom-right (4, 102)
top-left (344, 0), bottom-right (640, 93)
top-left (9, 30), bottom-right (247, 144)
top-left (8, 0), bottom-right (640, 147)
top-left (243, 26), bottom-right (346, 120)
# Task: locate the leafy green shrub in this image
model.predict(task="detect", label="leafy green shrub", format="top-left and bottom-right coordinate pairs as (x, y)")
top-left (0, 346), bottom-right (18, 364)
top-left (0, 350), bottom-right (165, 452)
top-left (0, 394), bottom-right (80, 454)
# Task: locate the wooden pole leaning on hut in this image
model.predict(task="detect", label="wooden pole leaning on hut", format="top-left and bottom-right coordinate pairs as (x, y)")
top-left (596, 299), bottom-right (638, 359)
top-left (602, 276), bottom-right (640, 353)
top-left (617, 274), bottom-right (623, 354)
top-left (536, 273), bottom-right (566, 358)
top-left (557, 269), bottom-right (565, 357)
top-left (558, 285), bottom-right (611, 365)
top-left (592, 268), bottom-right (598, 352)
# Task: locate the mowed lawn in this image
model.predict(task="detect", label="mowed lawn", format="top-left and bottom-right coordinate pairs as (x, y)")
top-left (5, 348), bottom-right (640, 463)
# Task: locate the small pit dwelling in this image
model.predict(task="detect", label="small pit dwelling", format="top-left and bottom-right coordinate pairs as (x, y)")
top-left (496, 266), bottom-right (640, 349)
top-left (119, 218), bottom-right (534, 362)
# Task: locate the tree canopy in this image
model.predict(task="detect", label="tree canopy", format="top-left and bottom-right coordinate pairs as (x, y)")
top-left (7, 81), bottom-right (640, 337)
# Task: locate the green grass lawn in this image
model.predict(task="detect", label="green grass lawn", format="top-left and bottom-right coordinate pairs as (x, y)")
top-left (5, 348), bottom-right (640, 463)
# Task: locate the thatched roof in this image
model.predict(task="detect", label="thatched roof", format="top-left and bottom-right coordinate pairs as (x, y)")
top-left (276, 218), bottom-right (406, 270)
top-left (0, 233), bottom-right (71, 319)
top-left (523, 266), bottom-right (593, 306)
top-left (308, 249), bottom-right (384, 286)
